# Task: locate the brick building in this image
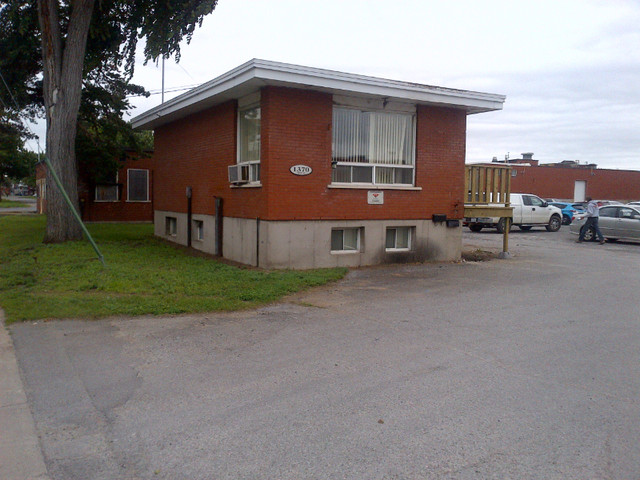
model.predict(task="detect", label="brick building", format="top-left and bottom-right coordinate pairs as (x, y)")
top-left (490, 153), bottom-right (640, 202)
top-left (132, 59), bottom-right (505, 269)
top-left (36, 153), bottom-right (154, 222)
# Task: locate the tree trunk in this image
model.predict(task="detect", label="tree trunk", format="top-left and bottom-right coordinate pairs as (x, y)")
top-left (38, 0), bottom-right (94, 242)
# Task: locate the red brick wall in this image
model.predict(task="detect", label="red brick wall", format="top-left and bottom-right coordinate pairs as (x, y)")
top-left (36, 158), bottom-right (154, 222)
top-left (510, 166), bottom-right (640, 201)
top-left (153, 86), bottom-right (468, 220)
top-left (261, 88), bottom-right (467, 220)
top-left (417, 105), bottom-right (467, 220)
top-left (153, 100), bottom-right (269, 218)
top-left (80, 154), bottom-right (154, 222)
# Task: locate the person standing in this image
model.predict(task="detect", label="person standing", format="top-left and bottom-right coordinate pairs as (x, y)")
top-left (577, 197), bottom-right (605, 244)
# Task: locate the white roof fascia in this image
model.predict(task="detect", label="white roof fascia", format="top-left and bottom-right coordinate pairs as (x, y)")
top-left (131, 59), bottom-right (505, 130)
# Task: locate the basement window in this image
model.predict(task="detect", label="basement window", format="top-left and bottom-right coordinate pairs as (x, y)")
top-left (193, 220), bottom-right (204, 241)
top-left (165, 217), bottom-right (177, 236)
top-left (331, 227), bottom-right (361, 253)
top-left (385, 227), bottom-right (413, 251)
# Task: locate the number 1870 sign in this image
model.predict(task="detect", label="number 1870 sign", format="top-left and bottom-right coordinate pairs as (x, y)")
top-left (290, 165), bottom-right (312, 176)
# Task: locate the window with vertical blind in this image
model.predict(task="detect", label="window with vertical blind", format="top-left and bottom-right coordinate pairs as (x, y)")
top-left (332, 107), bottom-right (415, 186)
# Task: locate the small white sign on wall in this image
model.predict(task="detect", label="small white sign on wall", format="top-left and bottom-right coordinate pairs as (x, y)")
top-left (290, 165), bottom-right (312, 176)
top-left (368, 191), bottom-right (384, 205)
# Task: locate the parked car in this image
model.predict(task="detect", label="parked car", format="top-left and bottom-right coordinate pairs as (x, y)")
top-left (570, 205), bottom-right (640, 242)
top-left (572, 203), bottom-right (586, 212)
top-left (465, 193), bottom-right (562, 233)
top-left (592, 200), bottom-right (623, 207)
top-left (626, 201), bottom-right (640, 207)
top-left (549, 202), bottom-right (581, 225)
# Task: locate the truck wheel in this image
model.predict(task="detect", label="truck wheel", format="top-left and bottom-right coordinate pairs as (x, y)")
top-left (519, 226), bottom-right (532, 231)
top-left (546, 214), bottom-right (561, 232)
top-left (497, 218), bottom-right (512, 233)
top-left (469, 225), bottom-right (483, 232)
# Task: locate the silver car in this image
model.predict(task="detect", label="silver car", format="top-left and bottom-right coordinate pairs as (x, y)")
top-left (570, 205), bottom-right (640, 242)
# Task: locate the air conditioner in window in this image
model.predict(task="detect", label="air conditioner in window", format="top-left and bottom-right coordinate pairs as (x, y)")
top-left (228, 164), bottom-right (249, 184)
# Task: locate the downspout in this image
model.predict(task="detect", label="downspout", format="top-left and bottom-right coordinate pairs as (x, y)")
top-left (214, 197), bottom-right (223, 256)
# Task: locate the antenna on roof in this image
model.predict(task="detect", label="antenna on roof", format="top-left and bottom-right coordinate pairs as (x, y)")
top-left (161, 56), bottom-right (165, 104)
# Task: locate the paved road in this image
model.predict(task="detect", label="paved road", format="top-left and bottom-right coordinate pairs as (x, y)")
top-left (0, 195), bottom-right (37, 215)
top-left (10, 226), bottom-right (640, 479)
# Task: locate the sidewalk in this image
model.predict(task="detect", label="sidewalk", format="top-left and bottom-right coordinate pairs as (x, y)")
top-left (0, 310), bottom-right (50, 480)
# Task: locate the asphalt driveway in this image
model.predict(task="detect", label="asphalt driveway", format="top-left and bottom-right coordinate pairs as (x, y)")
top-left (10, 227), bottom-right (640, 479)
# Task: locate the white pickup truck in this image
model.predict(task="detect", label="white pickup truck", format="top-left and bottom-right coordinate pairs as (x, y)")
top-left (465, 193), bottom-right (563, 233)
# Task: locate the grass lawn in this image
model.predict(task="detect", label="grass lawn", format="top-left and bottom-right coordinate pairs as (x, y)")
top-left (0, 216), bottom-right (347, 323)
top-left (0, 199), bottom-right (30, 208)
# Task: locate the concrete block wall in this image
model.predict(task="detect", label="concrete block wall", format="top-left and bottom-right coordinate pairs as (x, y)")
top-left (155, 210), bottom-right (217, 255)
top-left (155, 211), bottom-right (462, 269)
top-left (259, 219), bottom-right (461, 269)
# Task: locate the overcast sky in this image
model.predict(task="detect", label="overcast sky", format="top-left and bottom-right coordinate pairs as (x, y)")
top-left (30, 0), bottom-right (640, 170)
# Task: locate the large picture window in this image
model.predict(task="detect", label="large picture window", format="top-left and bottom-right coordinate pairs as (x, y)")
top-left (127, 169), bottom-right (149, 202)
top-left (332, 107), bottom-right (415, 186)
top-left (237, 105), bottom-right (261, 183)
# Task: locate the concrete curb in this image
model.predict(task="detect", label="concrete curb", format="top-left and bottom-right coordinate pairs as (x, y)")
top-left (0, 310), bottom-right (50, 480)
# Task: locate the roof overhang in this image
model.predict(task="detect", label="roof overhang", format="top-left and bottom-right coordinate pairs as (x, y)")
top-left (131, 59), bottom-right (506, 130)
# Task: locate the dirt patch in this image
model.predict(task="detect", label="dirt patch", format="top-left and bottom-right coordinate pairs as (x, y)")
top-left (462, 248), bottom-right (496, 262)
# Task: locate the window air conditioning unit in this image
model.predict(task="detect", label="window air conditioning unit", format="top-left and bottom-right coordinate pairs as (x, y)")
top-left (228, 164), bottom-right (249, 184)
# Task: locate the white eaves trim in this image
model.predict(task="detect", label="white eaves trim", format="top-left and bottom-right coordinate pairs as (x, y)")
top-left (131, 59), bottom-right (506, 130)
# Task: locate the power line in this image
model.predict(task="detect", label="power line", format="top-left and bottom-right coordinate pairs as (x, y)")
top-left (127, 83), bottom-right (200, 98)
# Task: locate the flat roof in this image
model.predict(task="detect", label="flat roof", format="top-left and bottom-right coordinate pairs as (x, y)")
top-left (131, 59), bottom-right (506, 130)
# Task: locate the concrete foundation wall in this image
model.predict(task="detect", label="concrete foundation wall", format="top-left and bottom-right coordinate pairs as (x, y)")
top-left (155, 210), bottom-right (217, 255)
top-left (258, 219), bottom-right (461, 269)
top-left (156, 211), bottom-right (461, 269)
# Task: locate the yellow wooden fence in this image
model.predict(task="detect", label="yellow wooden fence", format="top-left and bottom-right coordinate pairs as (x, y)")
top-left (463, 164), bottom-right (513, 254)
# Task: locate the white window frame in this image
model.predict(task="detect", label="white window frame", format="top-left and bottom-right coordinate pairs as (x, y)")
top-left (236, 101), bottom-right (261, 185)
top-left (127, 168), bottom-right (149, 202)
top-left (331, 227), bottom-right (362, 253)
top-left (385, 226), bottom-right (413, 251)
top-left (166, 217), bottom-right (177, 237)
top-left (331, 105), bottom-right (416, 188)
top-left (193, 219), bottom-right (204, 241)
